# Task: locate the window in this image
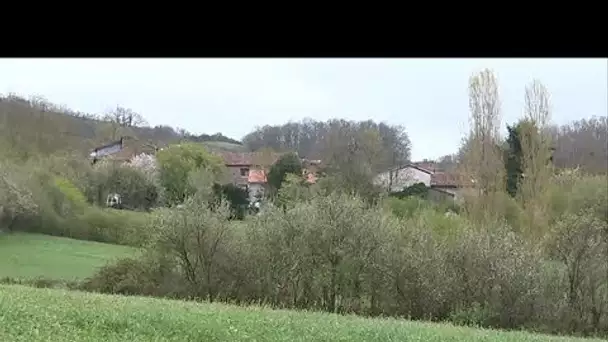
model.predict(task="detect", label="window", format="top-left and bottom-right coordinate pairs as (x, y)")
top-left (240, 168), bottom-right (249, 176)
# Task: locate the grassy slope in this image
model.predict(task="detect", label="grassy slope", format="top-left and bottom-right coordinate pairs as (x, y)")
top-left (0, 285), bottom-right (600, 342)
top-left (201, 140), bottom-right (248, 152)
top-left (0, 233), bottom-right (138, 280)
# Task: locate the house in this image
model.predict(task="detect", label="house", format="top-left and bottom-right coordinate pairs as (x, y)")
top-left (247, 169), bottom-right (267, 203)
top-left (217, 151), bottom-right (283, 187)
top-left (375, 162), bottom-right (473, 202)
top-left (217, 151), bottom-right (319, 200)
top-left (374, 163), bottom-right (434, 192)
top-left (428, 172), bottom-right (473, 202)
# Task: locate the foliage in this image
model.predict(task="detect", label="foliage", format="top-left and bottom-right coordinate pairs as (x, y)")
top-left (85, 162), bottom-right (161, 211)
top-left (147, 197), bottom-right (234, 301)
top-left (242, 119), bottom-right (411, 171)
top-left (3, 164), bottom-right (151, 246)
top-left (267, 152), bottom-right (303, 192)
top-left (505, 123), bottom-right (524, 197)
top-left (155, 143), bottom-right (225, 206)
top-left (275, 173), bottom-right (313, 210)
top-left (212, 183), bottom-right (250, 220)
top-left (390, 182), bottom-right (429, 199)
top-left (550, 115), bottom-right (607, 175)
top-left (383, 196), bottom-right (431, 219)
top-left (547, 210), bottom-right (608, 334)
top-left (0, 163), bottom-right (38, 231)
top-left (183, 132), bottom-right (242, 146)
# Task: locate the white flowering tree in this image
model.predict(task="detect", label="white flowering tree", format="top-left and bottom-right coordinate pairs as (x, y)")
top-left (0, 163), bottom-right (37, 232)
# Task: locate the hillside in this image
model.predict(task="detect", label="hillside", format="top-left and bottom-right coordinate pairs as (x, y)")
top-left (0, 233), bottom-right (138, 281)
top-left (0, 284), bottom-right (599, 342)
top-left (0, 94), bottom-right (244, 159)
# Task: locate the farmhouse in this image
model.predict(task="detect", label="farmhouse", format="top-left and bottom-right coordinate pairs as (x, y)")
top-left (374, 163), bottom-right (434, 192)
top-left (374, 162), bottom-right (472, 201)
top-left (217, 151), bottom-right (319, 202)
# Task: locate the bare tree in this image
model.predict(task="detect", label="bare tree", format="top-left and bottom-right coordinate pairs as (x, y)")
top-left (242, 119), bottom-right (411, 169)
top-left (460, 69), bottom-right (505, 221)
top-left (551, 116), bottom-right (608, 174)
top-left (517, 80), bottom-right (554, 234)
top-left (102, 105), bottom-right (148, 140)
top-left (153, 198), bottom-right (232, 301)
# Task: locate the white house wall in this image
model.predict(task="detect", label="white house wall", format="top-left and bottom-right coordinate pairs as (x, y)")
top-left (374, 166), bottom-right (432, 192)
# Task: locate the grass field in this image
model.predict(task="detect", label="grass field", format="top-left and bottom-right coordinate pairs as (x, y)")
top-left (202, 140), bottom-right (248, 152)
top-left (0, 285), bottom-right (601, 342)
top-left (0, 233), bottom-right (138, 280)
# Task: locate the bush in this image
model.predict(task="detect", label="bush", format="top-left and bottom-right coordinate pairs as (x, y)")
top-left (383, 196), bottom-right (430, 219)
top-left (390, 182), bottom-right (429, 199)
top-left (7, 170), bottom-right (150, 246)
top-left (80, 254), bottom-right (186, 298)
top-left (78, 208), bottom-right (151, 246)
top-left (85, 162), bottom-right (161, 211)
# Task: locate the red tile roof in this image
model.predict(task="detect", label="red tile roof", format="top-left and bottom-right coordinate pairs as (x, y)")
top-left (431, 172), bottom-right (473, 187)
top-left (247, 169), bottom-right (267, 183)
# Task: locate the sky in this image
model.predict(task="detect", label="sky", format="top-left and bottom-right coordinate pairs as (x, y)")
top-left (0, 58), bottom-right (606, 161)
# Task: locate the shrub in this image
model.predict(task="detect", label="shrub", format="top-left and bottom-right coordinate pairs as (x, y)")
top-left (78, 208), bottom-right (151, 246)
top-left (383, 196), bottom-right (430, 219)
top-left (390, 182), bottom-right (429, 199)
top-left (80, 253), bottom-right (187, 298)
top-left (85, 162), bottom-right (161, 211)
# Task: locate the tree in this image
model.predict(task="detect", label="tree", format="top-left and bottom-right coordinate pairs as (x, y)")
top-left (252, 147), bottom-right (278, 173)
top-left (377, 123), bottom-right (412, 190)
top-left (212, 183), bottom-right (249, 220)
top-left (460, 69), bottom-right (505, 221)
top-left (102, 105), bottom-right (148, 140)
top-left (0, 163), bottom-right (37, 231)
top-left (267, 152), bottom-right (303, 193)
top-left (320, 122), bottom-right (385, 200)
top-left (436, 154), bottom-right (458, 172)
top-left (549, 211), bottom-right (608, 331)
top-left (156, 143), bottom-right (225, 206)
top-left (519, 80), bottom-right (554, 206)
top-left (550, 116), bottom-right (607, 175)
top-left (504, 123), bottom-right (524, 198)
top-left (276, 173), bottom-right (312, 210)
top-left (151, 198), bottom-right (233, 301)
top-left (242, 118), bottom-right (411, 168)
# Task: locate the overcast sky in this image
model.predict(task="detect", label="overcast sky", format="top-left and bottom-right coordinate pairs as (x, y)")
top-left (0, 58), bottom-right (606, 160)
